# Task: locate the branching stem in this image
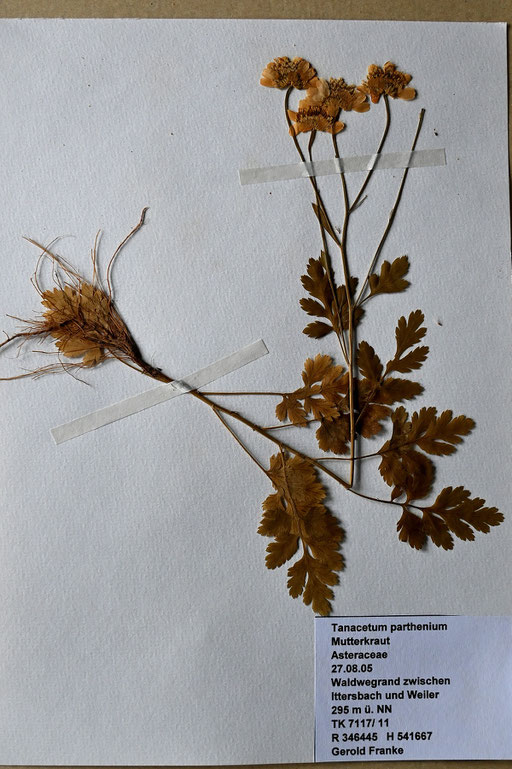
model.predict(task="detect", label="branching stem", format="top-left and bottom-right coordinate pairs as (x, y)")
top-left (332, 132), bottom-right (356, 488)
top-left (356, 109), bottom-right (425, 306)
top-left (284, 89), bottom-right (348, 365)
top-left (349, 95), bottom-right (391, 213)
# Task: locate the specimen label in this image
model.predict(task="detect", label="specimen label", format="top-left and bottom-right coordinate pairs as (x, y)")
top-left (315, 615), bottom-right (512, 761)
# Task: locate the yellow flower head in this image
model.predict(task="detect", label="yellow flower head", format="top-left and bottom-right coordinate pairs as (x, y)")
top-left (359, 62), bottom-right (416, 103)
top-left (260, 56), bottom-right (316, 90)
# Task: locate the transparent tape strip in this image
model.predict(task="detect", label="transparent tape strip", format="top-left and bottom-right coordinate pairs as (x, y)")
top-left (51, 339), bottom-right (268, 444)
top-left (239, 148), bottom-right (446, 185)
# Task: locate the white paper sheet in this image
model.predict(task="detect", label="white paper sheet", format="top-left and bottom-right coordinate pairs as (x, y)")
top-left (0, 19), bottom-right (509, 765)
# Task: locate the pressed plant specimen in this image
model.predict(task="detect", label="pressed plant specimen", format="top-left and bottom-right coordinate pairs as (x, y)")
top-left (0, 57), bottom-right (503, 616)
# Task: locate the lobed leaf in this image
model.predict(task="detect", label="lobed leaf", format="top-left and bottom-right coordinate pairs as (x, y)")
top-left (386, 345), bottom-right (429, 374)
top-left (397, 508), bottom-right (426, 550)
top-left (374, 378), bottom-right (423, 405)
top-left (358, 403), bottom-right (391, 439)
top-left (396, 486), bottom-right (503, 552)
top-left (303, 320), bottom-right (333, 339)
top-left (369, 256), bottom-right (410, 296)
top-left (260, 452), bottom-right (345, 615)
top-left (357, 341), bottom-right (383, 384)
top-left (316, 413), bottom-right (350, 454)
top-left (275, 395), bottom-right (308, 426)
top-left (300, 256), bottom-right (337, 337)
top-left (394, 310), bottom-right (427, 357)
top-left (265, 533), bottom-right (300, 569)
top-left (414, 410), bottom-right (475, 456)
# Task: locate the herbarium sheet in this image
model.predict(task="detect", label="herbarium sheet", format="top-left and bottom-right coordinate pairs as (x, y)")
top-left (0, 18), bottom-right (509, 765)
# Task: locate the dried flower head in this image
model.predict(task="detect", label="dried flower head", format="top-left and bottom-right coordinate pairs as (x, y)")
top-left (307, 77), bottom-right (370, 114)
top-left (359, 61), bottom-right (416, 103)
top-left (260, 56), bottom-right (316, 90)
top-left (288, 100), bottom-right (345, 136)
top-left (0, 209), bottom-right (151, 380)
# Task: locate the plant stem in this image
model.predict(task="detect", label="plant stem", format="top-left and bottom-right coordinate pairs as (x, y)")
top-left (263, 419), bottom-right (318, 430)
top-left (284, 90), bottom-right (348, 365)
top-left (133, 353), bottom-right (352, 489)
top-left (284, 89), bottom-right (340, 247)
top-left (349, 95), bottom-right (391, 213)
top-left (355, 108), bottom-right (425, 307)
top-left (202, 391), bottom-right (284, 396)
top-left (212, 407), bottom-right (268, 473)
top-left (315, 452), bottom-right (378, 461)
top-left (129, 354), bottom-right (415, 515)
top-left (332, 132), bottom-right (356, 488)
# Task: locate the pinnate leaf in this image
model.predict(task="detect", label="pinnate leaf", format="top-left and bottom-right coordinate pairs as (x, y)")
top-left (300, 256), bottom-right (337, 338)
top-left (260, 452), bottom-right (344, 615)
top-left (396, 487), bottom-right (503, 552)
top-left (300, 297), bottom-right (328, 318)
top-left (394, 310), bottom-right (426, 357)
top-left (276, 355), bottom-right (347, 426)
top-left (413, 410), bottom-right (475, 456)
top-left (369, 256), bottom-right (410, 296)
top-left (427, 486), bottom-right (504, 534)
top-left (383, 406), bottom-right (475, 456)
top-left (336, 278), bottom-right (365, 330)
top-left (385, 311), bottom-right (428, 375)
top-left (302, 353), bottom-right (335, 387)
top-left (386, 345), bottom-right (429, 374)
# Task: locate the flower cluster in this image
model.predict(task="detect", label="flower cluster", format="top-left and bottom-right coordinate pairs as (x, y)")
top-left (261, 56), bottom-right (416, 135)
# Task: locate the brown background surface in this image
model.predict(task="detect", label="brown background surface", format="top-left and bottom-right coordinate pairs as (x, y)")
top-left (0, 1), bottom-right (510, 769)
